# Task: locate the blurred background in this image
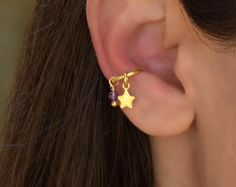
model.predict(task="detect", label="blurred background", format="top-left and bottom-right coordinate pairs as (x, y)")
top-left (0, 0), bottom-right (33, 130)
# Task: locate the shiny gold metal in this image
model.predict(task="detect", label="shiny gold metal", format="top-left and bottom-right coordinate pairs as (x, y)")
top-left (109, 68), bottom-right (143, 85)
top-left (111, 101), bottom-right (118, 107)
top-left (118, 73), bottom-right (136, 109)
top-left (108, 68), bottom-right (143, 109)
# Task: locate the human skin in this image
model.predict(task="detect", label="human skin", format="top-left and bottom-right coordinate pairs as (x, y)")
top-left (86, 0), bottom-right (236, 186)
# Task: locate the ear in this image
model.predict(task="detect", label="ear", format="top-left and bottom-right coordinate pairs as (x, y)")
top-left (86, 0), bottom-right (195, 137)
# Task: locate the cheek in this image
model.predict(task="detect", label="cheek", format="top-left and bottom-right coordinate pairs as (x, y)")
top-left (178, 41), bottom-right (236, 121)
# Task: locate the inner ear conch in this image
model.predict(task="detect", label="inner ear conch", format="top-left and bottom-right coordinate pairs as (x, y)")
top-left (126, 23), bottom-right (184, 91)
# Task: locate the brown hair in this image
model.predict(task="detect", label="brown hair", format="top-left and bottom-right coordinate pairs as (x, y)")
top-left (179, 0), bottom-right (236, 44)
top-left (1, 0), bottom-right (236, 186)
top-left (0, 1), bottom-right (153, 186)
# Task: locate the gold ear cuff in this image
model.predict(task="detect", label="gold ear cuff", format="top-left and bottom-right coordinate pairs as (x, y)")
top-left (108, 69), bottom-right (143, 109)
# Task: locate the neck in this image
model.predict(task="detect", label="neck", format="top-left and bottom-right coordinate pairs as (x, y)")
top-left (151, 116), bottom-right (236, 187)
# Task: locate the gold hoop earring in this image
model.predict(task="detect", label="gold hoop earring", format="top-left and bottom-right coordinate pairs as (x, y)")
top-left (108, 68), bottom-right (143, 109)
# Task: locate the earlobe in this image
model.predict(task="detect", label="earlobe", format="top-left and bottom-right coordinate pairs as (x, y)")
top-left (86, 0), bottom-right (195, 137)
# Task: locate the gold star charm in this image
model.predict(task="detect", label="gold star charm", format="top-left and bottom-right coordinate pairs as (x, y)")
top-left (118, 89), bottom-right (135, 109)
